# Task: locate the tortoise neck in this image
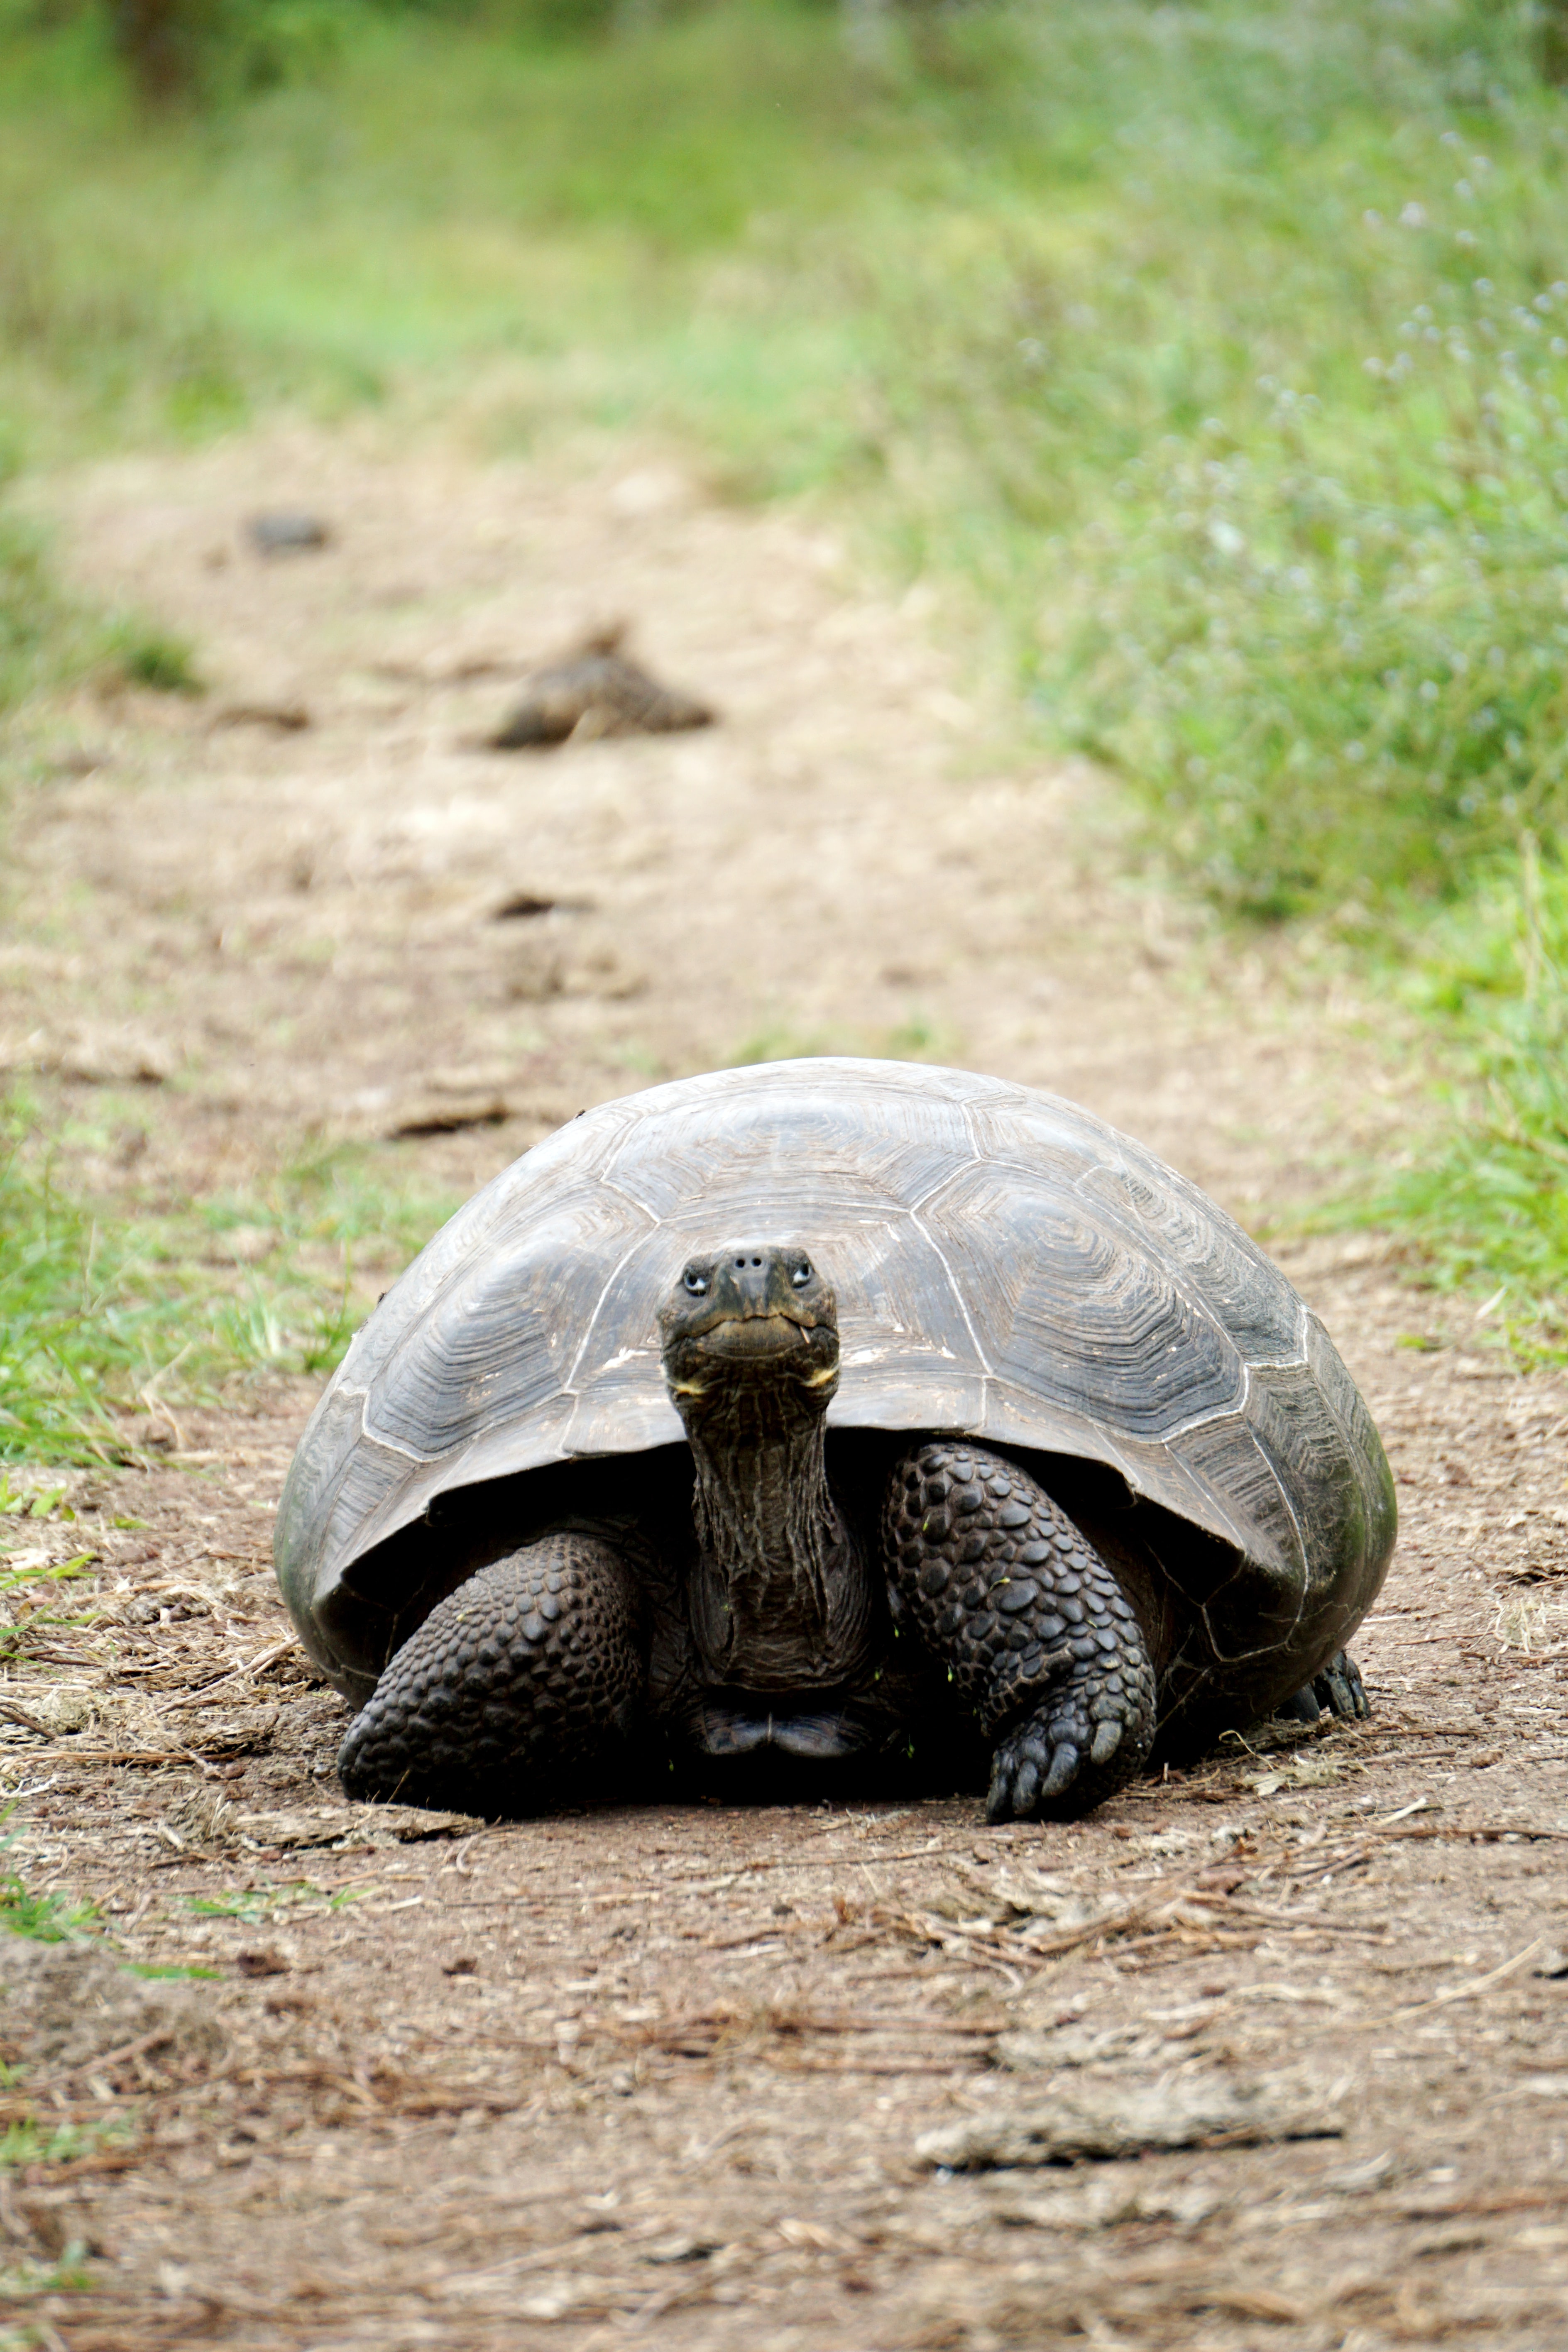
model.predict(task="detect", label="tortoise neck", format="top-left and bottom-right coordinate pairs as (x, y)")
top-left (680, 1375), bottom-right (871, 1692)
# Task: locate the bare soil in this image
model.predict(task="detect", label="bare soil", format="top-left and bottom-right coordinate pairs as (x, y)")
top-left (2, 423), bottom-right (1566, 2352)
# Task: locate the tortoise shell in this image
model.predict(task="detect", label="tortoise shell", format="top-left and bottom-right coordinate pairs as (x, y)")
top-left (274, 1058), bottom-right (1395, 1718)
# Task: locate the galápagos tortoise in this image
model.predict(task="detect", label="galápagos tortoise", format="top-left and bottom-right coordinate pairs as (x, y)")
top-left (486, 625), bottom-right (713, 749)
top-left (273, 1059), bottom-right (1395, 1822)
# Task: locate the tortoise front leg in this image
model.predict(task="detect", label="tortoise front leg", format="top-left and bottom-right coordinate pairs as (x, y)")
top-left (883, 1441), bottom-right (1157, 1821)
top-left (338, 1531), bottom-right (647, 1814)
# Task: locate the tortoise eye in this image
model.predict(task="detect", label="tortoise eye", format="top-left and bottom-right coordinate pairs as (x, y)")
top-left (682, 1266), bottom-right (709, 1296)
top-left (791, 1259), bottom-right (813, 1288)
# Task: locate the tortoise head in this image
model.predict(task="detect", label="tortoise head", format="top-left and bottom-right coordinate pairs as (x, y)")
top-left (658, 1242), bottom-right (840, 1415)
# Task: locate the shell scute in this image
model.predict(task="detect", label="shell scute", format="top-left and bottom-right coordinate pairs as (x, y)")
top-left (361, 1194), bottom-right (655, 1462)
top-left (602, 1069), bottom-right (979, 1225)
top-left (1072, 1157), bottom-right (1305, 1369)
top-left (917, 1165), bottom-right (1247, 1441)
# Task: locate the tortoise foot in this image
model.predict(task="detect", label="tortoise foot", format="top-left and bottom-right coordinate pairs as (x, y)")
top-left (883, 1440), bottom-right (1157, 1820)
top-left (1277, 1648), bottom-right (1369, 1726)
top-left (985, 1704), bottom-right (1134, 1824)
top-left (337, 1531), bottom-right (646, 1812)
top-left (984, 1658), bottom-right (1155, 1824)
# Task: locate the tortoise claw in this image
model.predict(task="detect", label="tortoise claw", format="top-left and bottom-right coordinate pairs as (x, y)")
top-left (1311, 1649), bottom-right (1370, 1720)
top-left (1276, 1649), bottom-right (1370, 1726)
top-left (985, 1724), bottom-right (1100, 1821)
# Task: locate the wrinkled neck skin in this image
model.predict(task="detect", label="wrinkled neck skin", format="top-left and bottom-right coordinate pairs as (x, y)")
top-left (679, 1370), bottom-right (872, 1693)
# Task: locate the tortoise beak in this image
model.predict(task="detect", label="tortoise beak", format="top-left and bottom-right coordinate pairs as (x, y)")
top-left (697, 1311), bottom-right (814, 1364)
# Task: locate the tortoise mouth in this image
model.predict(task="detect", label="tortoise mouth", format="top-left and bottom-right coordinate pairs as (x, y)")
top-left (693, 1310), bottom-right (813, 1362)
top-left (662, 1306), bottom-right (840, 1409)
top-left (667, 1310), bottom-right (841, 1403)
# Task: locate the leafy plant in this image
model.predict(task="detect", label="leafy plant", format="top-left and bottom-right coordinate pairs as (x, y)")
top-left (109, 0), bottom-right (368, 108)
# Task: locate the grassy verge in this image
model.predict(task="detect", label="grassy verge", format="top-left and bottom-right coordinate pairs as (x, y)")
top-left (1357, 844), bottom-right (1568, 1353)
top-left (1, 0), bottom-right (1566, 1399)
top-left (0, 486), bottom-right (200, 730)
top-left (0, 1112), bottom-right (455, 1462)
top-left (8, 2), bottom-right (1564, 722)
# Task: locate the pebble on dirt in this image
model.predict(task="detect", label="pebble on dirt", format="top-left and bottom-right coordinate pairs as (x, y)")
top-left (913, 2069), bottom-right (1345, 2171)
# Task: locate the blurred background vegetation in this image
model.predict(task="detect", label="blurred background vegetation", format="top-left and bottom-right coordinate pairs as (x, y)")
top-left (3, 0), bottom-right (1568, 1452)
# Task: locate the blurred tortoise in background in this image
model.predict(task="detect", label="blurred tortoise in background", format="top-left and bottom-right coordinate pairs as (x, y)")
top-left (487, 623), bottom-right (714, 749)
top-left (273, 1060), bottom-right (1395, 1822)
top-left (246, 511), bottom-right (331, 556)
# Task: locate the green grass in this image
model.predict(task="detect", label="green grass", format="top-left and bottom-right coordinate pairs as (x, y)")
top-left (1051, 171), bottom-right (1568, 920)
top-left (183, 1879), bottom-right (363, 1923)
top-left (108, 619), bottom-right (201, 694)
top-left (0, 510), bottom-right (71, 715)
top-left (0, 1113), bottom-right (455, 1462)
top-left (1355, 843), bottom-right (1568, 1351)
top-left (0, 479), bottom-right (205, 720)
top-left (0, 1474), bottom-right (97, 1669)
top-left (2, 0), bottom-right (1568, 1376)
top-left (0, 1847), bottom-right (130, 2291)
top-left (0, 1555), bottom-right (95, 1672)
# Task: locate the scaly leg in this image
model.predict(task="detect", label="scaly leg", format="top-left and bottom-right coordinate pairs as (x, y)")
top-left (338, 1531), bottom-right (647, 1813)
top-left (883, 1440), bottom-right (1157, 1821)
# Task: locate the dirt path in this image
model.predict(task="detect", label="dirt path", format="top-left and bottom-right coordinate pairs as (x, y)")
top-left (2, 423), bottom-right (1566, 2352)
